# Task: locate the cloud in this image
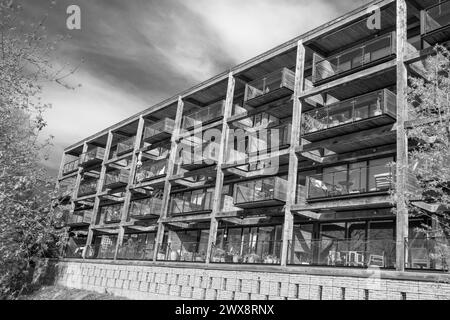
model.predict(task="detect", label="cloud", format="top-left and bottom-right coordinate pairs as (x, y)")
top-left (18, 0), bottom-right (373, 176)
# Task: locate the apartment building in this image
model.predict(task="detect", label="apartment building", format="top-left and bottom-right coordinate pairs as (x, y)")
top-left (55, 0), bottom-right (450, 273)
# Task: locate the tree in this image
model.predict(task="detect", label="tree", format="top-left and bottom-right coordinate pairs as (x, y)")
top-left (0, 0), bottom-right (74, 298)
top-left (394, 45), bottom-right (450, 268)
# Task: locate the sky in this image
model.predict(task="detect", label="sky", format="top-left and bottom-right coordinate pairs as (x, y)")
top-left (21, 0), bottom-right (373, 176)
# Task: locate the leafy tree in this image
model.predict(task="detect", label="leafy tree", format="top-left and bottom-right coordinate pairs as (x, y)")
top-left (0, 0), bottom-right (74, 298)
top-left (393, 45), bottom-right (450, 268)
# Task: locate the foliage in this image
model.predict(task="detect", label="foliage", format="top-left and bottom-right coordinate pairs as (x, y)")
top-left (392, 45), bottom-right (450, 238)
top-left (0, 0), bottom-right (72, 299)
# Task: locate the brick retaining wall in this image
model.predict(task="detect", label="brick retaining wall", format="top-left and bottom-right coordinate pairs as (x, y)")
top-left (52, 259), bottom-right (450, 300)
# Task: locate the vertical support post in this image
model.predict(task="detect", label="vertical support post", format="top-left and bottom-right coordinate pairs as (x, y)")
top-left (206, 72), bottom-right (235, 264)
top-left (396, 0), bottom-right (409, 271)
top-left (281, 40), bottom-right (305, 266)
top-left (70, 142), bottom-right (88, 216)
top-left (84, 132), bottom-right (113, 258)
top-left (153, 97), bottom-right (185, 261)
top-left (113, 116), bottom-right (145, 260)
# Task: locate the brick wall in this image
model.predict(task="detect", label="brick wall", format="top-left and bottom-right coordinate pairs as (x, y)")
top-left (53, 260), bottom-right (450, 300)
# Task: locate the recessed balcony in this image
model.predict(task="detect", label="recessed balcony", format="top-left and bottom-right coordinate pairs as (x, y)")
top-left (78, 178), bottom-right (98, 197)
top-left (179, 141), bottom-right (220, 170)
top-left (143, 118), bottom-right (175, 144)
top-left (306, 163), bottom-right (393, 201)
top-left (421, 1), bottom-right (450, 45)
top-left (62, 158), bottom-right (79, 175)
top-left (80, 147), bottom-right (105, 167)
top-left (182, 100), bottom-right (225, 131)
top-left (102, 203), bottom-right (123, 224)
top-left (312, 32), bottom-right (395, 84)
top-left (129, 196), bottom-right (162, 220)
top-left (104, 169), bottom-right (129, 189)
top-left (116, 136), bottom-right (135, 156)
top-left (57, 182), bottom-right (74, 200)
top-left (66, 210), bottom-right (93, 227)
top-left (169, 188), bottom-right (213, 216)
top-left (135, 158), bottom-right (167, 183)
top-left (233, 176), bottom-right (288, 209)
top-left (301, 89), bottom-right (396, 142)
top-left (244, 68), bottom-right (295, 108)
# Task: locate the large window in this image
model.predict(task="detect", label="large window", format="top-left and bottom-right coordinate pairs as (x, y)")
top-left (306, 157), bottom-right (394, 199)
top-left (290, 218), bottom-right (395, 268)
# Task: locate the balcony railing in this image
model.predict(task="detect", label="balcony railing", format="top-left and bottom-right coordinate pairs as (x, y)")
top-left (306, 164), bottom-right (393, 200)
top-left (129, 197), bottom-right (162, 219)
top-left (101, 203), bottom-right (123, 224)
top-left (422, 1), bottom-right (450, 36)
top-left (301, 89), bottom-right (396, 141)
top-left (66, 210), bottom-right (93, 226)
top-left (233, 176), bottom-right (288, 208)
top-left (62, 158), bottom-right (79, 175)
top-left (135, 158), bottom-right (167, 183)
top-left (117, 242), bottom-right (155, 261)
top-left (77, 178), bottom-right (98, 197)
top-left (116, 136), bottom-right (135, 156)
top-left (211, 240), bottom-right (282, 264)
top-left (143, 118), bottom-right (175, 144)
top-left (288, 238), bottom-right (396, 268)
top-left (169, 189), bottom-right (213, 216)
top-left (312, 32), bottom-right (395, 84)
top-left (104, 169), bottom-right (129, 189)
top-left (406, 236), bottom-right (450, 271)
top-left (57, 183), bottom-right (74, 199)
top-left (182, 100), bottom-right (225, 130)
top-left (244, 68), bottom-right (295, 107)
top-left (85, 241), bottom-right (116, 260)
top-left (80, 147), bottom-right (105, 167)
top-left (179, 141), bottom-right (220, 170)
top-left (156, 242), bottom-right (207, 262)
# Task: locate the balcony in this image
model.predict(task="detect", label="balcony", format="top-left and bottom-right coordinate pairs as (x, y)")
top-left (233, 176), bottom-right (288, 209)
top-left (406, 236), bottom-right (450, 271)
top-left (135, 158), bottom-right (167, 183)
top-left (169, 188), bottom-right (213, 216)
top-left (156, 242), bottom-right (207, 262)
top-left (80, 147), bottom-right (105, 167)
top-left (211, 240), bottom-right (282, 264)
top-left (104, 169), bottom-right (129, 189)
top-left (312, 32), bottom-right (395, 84)
top-left (179, 140), bottom-right (220, 170)
top-left (182, 100), bottom-right (225, 131)
top-left (244, 68), bottom-right (295, 108)
top-left (85, 237), bottom-right (117, 260)
top-left (62, 158), bottom-right (79, 175)
top-left (143, 118), bottom-right (175, 144)
top-left (288, 238), bottom-right (395, 268)
top-left (117, 242), bottom-right (155, 261)
top-left (129, 196), bottom-right (162, 219)
top-left (77, 178), bottom-right (98, 197)
top-left (57, 183), bottom-right (74, 200)
top-left (306, 164), bottom-right (393, 201)
top-left (101, 203), bottom-right (123, 224)
top-left (301, 89), bottom-right (396, 142)
top-left (116, 136), bottom-right (135, 156)
top-left (422, 1), bottom-right (450, 45)
top-left (66, 210), bottom-right (93, 227)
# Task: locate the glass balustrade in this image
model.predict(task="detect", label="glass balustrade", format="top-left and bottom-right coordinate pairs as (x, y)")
top-left (306, 164), bottom-right (393, 200)
top-left (116, 136), bottom-right (135, 156)
top-left (423, 1), bottom-right (450, 34)
top-left (313, 32), bottom-right (395, 83)
top-left (78, 178), bottom-right (98, 197)
top-left (129, 196), bottom-right (163, 218)
top-left (244, 68), bottom-right (295, 106)
top-left (62, 158), bottom-right (79, 175)
top-left (101, 203), bottom-right (123, 224)
top-left (143, 118), bottom-right (175, 143)
top-left (233, 176), bottom-right (288, 207)
top-left (80, 147), bottom-right (105, 167)
top-left (301, 89), bottom-right (396, 138)
top-left (211, 240), bottom-right (282, 264)
top-left (169, 188), bottom-right (214, 215)
top-left (288, 238), bottom-right (396, 268)
top-left (182, 100), bottom-right (225, 130)
top-left (104, 169), bottom-right (129, 188)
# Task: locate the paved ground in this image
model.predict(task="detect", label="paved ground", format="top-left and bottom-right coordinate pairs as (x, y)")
top-left (21, 285), bottom-right (127, 300)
